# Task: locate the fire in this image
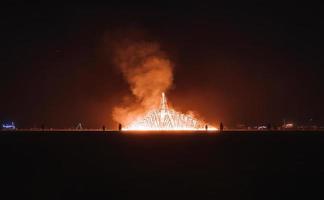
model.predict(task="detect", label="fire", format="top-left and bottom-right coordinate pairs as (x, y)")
top-left (110, 36), bottom-right (216, 131)
top-left (123, 93), bottom-right (217, 131)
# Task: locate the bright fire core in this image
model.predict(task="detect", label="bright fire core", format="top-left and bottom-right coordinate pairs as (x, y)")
top-left (123, 93), bottom-right (217, 131)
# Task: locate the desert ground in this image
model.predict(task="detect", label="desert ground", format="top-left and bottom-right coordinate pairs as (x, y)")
top-left (1, 131), bottom-right (324, 199)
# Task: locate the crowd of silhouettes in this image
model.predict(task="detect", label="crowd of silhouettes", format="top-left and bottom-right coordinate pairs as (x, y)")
top-left (35, 122), bottom-right (225, 132)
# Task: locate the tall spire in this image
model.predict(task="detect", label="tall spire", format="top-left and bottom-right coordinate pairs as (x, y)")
top-left (160, 92), bottom-right (168, 111)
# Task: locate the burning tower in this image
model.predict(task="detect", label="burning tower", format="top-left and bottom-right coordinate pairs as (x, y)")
top-left (124, 93), bottom-right (216, 131)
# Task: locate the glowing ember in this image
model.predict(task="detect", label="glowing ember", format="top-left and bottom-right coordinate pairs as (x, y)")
top-left (123, 93), bottom-right (217, 131)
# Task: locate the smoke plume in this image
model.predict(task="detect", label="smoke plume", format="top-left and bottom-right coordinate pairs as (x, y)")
top-left (112, 39), bottom-right (174, 126)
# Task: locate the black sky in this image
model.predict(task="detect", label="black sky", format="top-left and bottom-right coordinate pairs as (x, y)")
top-left (1, 3), bottom-right (324, 128)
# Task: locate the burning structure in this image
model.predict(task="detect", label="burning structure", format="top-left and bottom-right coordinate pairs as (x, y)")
top-left (111, 35), bottom-right (216, 131)
top-left (123, 93), bottom-right (216, 131)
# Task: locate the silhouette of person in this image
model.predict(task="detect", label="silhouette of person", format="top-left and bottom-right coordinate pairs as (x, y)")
top-left (102, 125), bottom-right (106, 131)
top-left (118, 123), bottom-right (122, 131)
top-left (205, 124), bottom-right (208, 131)
top-left (220, 122), bottom-right (224, 132)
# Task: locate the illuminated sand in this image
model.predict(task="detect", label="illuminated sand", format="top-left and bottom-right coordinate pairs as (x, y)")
top-left (123, 93), bottom-right (217, 131)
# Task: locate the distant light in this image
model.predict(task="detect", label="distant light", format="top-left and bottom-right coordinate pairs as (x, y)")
top-left (284, 123), bottom-right (294, 129)
top-left (2, 122), bottom-right (16, 130)
top-left (257, 126), bottom-right (267, 130)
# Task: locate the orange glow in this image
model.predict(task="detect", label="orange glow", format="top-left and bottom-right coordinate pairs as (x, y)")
top-left (123, 93), bottom-right (217, 131)
top-left (112, 39), bottom-right (216, 131)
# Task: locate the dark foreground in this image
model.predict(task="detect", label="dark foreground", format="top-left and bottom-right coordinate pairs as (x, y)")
top-left (1, 131), bottom-right (324, 199)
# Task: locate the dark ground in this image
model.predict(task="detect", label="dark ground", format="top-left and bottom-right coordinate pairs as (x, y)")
top-left (1, 131), bottom-right (324, 199)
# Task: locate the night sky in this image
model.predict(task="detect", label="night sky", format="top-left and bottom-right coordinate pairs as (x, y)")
top-left (1, 3), bottom-right (324, 128)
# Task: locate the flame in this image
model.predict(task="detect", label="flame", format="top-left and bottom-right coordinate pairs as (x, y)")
top-left (112, 39), bottom-right (173, 126)
top-left (111, 36), bottom-right (216, 131)
top-left (123, 93), bottom-right (217, 131)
